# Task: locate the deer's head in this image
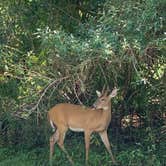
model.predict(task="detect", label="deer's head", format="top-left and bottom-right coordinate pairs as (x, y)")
top-left (93, 87), bottom-right (118, 110)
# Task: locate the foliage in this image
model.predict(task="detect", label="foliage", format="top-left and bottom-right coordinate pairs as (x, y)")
top-left (0, 0), bottom-right (165, 165)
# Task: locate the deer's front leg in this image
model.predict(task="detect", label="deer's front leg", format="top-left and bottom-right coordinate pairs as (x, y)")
top-left (99, 130), bottom-right (116, 164)
top-left (84, 131), bottom-right (92, 165)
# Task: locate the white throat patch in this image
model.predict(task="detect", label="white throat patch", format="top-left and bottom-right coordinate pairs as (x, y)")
top-left (103, 106), bottom-right (109, 110)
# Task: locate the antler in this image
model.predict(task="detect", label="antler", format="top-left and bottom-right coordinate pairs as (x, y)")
top-left (101, 85), bottom-right (110, 96)
top-left (101, 84), bottom-right (106, 94)
top-left (104, 86), bottom-right (110, 96)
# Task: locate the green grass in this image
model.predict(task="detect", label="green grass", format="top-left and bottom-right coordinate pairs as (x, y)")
top-left (0, 139), bottom-right (117, 166)
top-left (0, 147), bottom-right (48, 166)
top-left (0, 138), bottom-right (165, 166)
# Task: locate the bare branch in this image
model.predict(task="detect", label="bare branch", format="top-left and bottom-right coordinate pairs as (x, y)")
top-left (14, 76), bottom-right (69, 119)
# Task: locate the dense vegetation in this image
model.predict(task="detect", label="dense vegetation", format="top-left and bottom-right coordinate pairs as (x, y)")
top-left (0, 0), bottom-right (165, 165)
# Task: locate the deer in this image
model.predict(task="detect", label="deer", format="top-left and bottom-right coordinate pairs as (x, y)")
top-left (48, 86), bottom-right (118, 165)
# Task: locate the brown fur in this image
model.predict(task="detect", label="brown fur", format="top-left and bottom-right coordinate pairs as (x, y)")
top-left (48, 87), bottom-right (118, 165)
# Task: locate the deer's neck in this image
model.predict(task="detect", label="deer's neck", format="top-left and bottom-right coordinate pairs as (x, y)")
top-left (102, 104), bottom-right (112, 122)
top-left (94, 105), bottom-right (112, 132)
top-left (103, 103), bottom-right (111, 112)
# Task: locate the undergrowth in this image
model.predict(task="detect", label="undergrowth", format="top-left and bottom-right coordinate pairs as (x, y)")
top-left (0, 137), bottom-right (165, 166)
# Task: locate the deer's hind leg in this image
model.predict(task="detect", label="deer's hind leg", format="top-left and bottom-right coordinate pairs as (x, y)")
top-left (57, 127), bottom-right (74, 165)
top-left (50, 130), bottom-right (59, 161)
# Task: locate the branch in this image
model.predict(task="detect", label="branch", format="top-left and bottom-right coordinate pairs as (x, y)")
top-left (32, 76), bottom-right (69, 111)
top-left (14, 76), bottom-right (69, 119)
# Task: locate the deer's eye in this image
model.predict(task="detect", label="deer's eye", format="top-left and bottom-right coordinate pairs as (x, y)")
top-left (101, 98), bottom-right (105, 101)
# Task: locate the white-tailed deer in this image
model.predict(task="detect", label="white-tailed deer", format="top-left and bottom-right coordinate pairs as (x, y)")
top-left (48, 87), bottom-right (118, 165)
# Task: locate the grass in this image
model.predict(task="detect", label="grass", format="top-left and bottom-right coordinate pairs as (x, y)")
top-left (0, 147), bottom-right (114, 166)
top-left (0, 134), bottom-right (165, 166)
top-left (0, 136), bottom-right (119, 166)
top-left (0, 147), bottom-right (48, 166)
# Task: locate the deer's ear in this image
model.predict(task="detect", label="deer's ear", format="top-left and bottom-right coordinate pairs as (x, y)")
top-left (96, 90), bottom-right (102, 97)
top-left (109, 87), bottom-right (118, 99)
